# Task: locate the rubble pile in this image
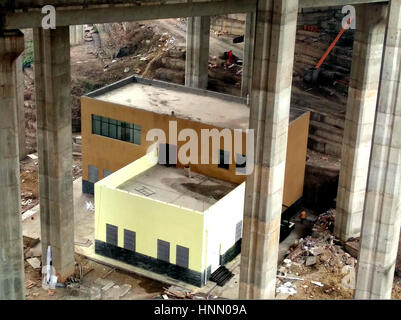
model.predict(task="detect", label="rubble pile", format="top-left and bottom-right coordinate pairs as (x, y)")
top-left (276, 210), bottom-right (356, 299)
top-left (160, 286), bottom-right (219, 300)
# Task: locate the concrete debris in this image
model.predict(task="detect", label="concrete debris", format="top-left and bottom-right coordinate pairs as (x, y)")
top-left (104, 285), bottom-right (121, 300)
top-left (25, 280), bottom-right (37, 289)
top-left (25, 244), bottom-right (42, 259)
top-left (276, 209), bottom-right (359, 297)
top-left (119, 284), bottom-right (132, 298)
top-left (85, 201), bottom-right (95, 211)
top-left (161, 286), bottom-right (200, 300)
top-left (94, 278), bottom-right (115, 291)
top-left (277, 275), bottom-right (304, 281)
top-left (26, 257), bottom-right (41, 270)
top-left (305, 256), bottom-right (317, 266)
top-left (341, 265), bottom-right (356, 290)
top-left (90, 286), bottom-right (102, 300)
top-left (344, 238), bottom-right (360, 258)
top-left (311, 281), bottom-right (324, 287)
top-left (74, 238), bottom-right (92, 247)
top-left (276, 282), bottom-right (297, 296)
top-left (310, 246), bottom-right (325, 256)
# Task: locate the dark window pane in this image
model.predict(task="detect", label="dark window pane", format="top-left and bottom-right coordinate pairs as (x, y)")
top-left (92, 119), bottom-right (101, 135)
top-left (101, 118), bottom-right (109, 136)
top-left (124, 229), bottom-right (136, 252)
top-left (106, 224), bottom-right (118, 246)
top-left (109, 124), bottom-right (117, 139)
top-left (157, 239), bottom-right (170, 262)
top-left (134, 125), bottom-right (141, 145)
top-left (218, 149), bottom-right (230, 170)
top-left (88, 165), bottom-right (98, 183)
top-left (129, 128), bottom-right (135, 144)
top-left (235, 220), bottom-right (243, 242)
top-left (176, 245), bottom-right (189, 268)
top-left (117, 125), bottom-right (122, 140)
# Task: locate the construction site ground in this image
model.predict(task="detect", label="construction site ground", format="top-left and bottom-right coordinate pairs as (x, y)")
top-left (18, 18), bottom-right (401, 300)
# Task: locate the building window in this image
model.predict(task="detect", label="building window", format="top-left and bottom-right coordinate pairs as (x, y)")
top-left (235, 220), bottom-right (243, 242)
top-left (157, 239), bottom-right (170, 263)
top-left (88, 165), bottom-right (99, 183)
top-left (103, 169), bottom-right (113, 178)
top-left (124, 229), bottom-right (136, 252)
top-left (106, 224), bottom-right (118, 246)
top-left (92, 114), bottom-right (141, 145)
top-left (176, 245), bottom-right (189, 269)
top-left (218, 149), bottom-right (230, 170)
top-left (236, 154), bottom-right (247, 174)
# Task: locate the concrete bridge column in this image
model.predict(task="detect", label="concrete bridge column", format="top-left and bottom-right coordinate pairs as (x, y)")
top-left (334, 4), bottom-right (387, 242)
top-left (70, 25), bottom-right (84, 46)
top-left (0, 30), bottom-right (25, 300)
top-left (33, 26), bottom-right (75, 281)
top-left (241, 12), bottom-right (256, 98)
top-left (239, 0), bottom-right (298, 299)
top-left (185, 16), bottom-right (210, 89)
top-left (355, 0), bottom-right (401, 299)
top-left (16, 55), bottom-right (27, 160)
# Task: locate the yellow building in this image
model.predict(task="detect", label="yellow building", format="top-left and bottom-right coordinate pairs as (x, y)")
top-left (82, 76), bottom-right (310, 286)
top-left (82, 76), bottom-right (310, 208)
top-left (95, 149), bottom-right (245, 286)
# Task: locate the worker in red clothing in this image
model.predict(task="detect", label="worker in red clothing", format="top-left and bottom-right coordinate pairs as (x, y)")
top-left (228, 50), bottom-right (234, 64)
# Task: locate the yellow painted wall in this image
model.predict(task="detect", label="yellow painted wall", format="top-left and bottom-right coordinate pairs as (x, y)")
top-left (83, 95), bottom-right (310, 207)
top-left (95, 155), bottom-right (205, 272)
top-left (283, 112), bottom-right (310, 206)
top-left (82, 96), bottom-right (247, 185)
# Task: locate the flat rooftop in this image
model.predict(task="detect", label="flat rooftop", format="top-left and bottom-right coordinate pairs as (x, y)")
top-left (117, 164), bottom-right (238, 212)
top-left (88, 76), bottom-right (307, 130)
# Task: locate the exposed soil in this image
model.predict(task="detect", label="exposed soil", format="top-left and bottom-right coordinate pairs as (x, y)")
top-left (20, 155), bottom-right (82, 214)
top-left (18, 17), bottom-right (401, 300)
top-left (24, 250), bottom-right (165, 300)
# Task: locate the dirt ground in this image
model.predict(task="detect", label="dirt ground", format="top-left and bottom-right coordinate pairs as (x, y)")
top-left (24, 251), bottom-right (165, 300)
top-left (18, 19), bottom-right (401, 301)
top-left (20, 155), bottom-right (82, 214)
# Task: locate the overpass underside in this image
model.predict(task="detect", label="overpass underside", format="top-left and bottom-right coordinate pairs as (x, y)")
top-left (0, 0), bottom-right (400, 300)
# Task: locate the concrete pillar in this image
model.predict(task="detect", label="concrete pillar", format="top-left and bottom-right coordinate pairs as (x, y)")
top-left (0, 30), bottom-right (25, 300)
top-left (16, 55), bottom-right (27, 160)
top-left (241, 12), bottom-right (256, 98)
top-left (70, 25), bottom-right (84, 46)
top-left (185, 16), bottom-right (210, 89)
top-left (334, 4), bottom-right (387, 242)
top-left (355, 0), bottom-right (401, 299)
top-left (70, 26), bottom-right (76, 45)
top-left (239, 0), bottom-right (298, 299)
top-left (33, 26), bottom-right (75, 281)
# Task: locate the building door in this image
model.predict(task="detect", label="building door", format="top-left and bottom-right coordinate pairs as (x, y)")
top-left (88, 164), bottom-right (98, 183)
top-left (158, 144), bottom-right (177, 167)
